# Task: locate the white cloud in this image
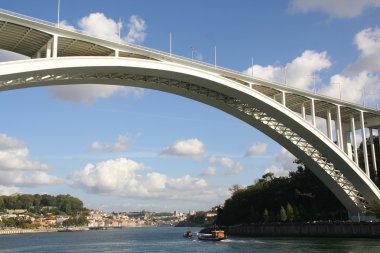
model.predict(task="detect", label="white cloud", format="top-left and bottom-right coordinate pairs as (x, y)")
top-left (90, 134), bottom-right (134, 152)
top-left (320, 72), bottom-right (380, 104)
top-left (0, 134), bottom-right (61, 189)
top-left (161, 138), bottom-right (204, 158)
top-left (264, 165), bottom-right (290, 177)
top-left (244, 50), bottom-right (331, 91)
top-left (58, 20), bottom-right (76, 31)
top-left (245, 143), bottom-right (268, 157)
top-left (318, 27), bottom-right (380, 106)
top-left (263, 148), bottom-right (297, 177)
top-left (0, 134), bottom-right (48, 171)
top-left (49, 85), bottom-right (143, 104)
top-left (200, 167), bottom-right (217, 177)
top-left (50, 12), bottom-right (147, 104)
top-left (346, 27), bottom-right (380, 74)
top-left (78, 12), bottom-right (121, 42)
top-left (0, 186), bottom-right (20, 195)
top-left (125, 15), bottom-right (147, 44)
top-left (208, 155), bottom-right (243, 174)
top-left (290, 0), bottom-right (380, 18)
top-left (70, 157), bottom-right (226, 201)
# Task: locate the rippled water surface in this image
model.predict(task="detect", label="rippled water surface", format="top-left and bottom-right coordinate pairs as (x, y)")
top-left (0, 227), bottom-right (380, 253)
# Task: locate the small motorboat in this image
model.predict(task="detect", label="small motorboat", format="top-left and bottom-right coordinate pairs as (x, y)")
top-left (197, 227), bottom-right (226, 241)
top-left (183, 230), bottom-right (193, 238)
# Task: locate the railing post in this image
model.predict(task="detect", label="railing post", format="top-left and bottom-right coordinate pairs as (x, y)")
top-left (336, 105), bottom-right (343, 149)
top-left (326, 108), bottom-right (333, 140)
top-left (360, 111), bottom-right (370, 177)
top-left (281, 91), bottom-right (286, 106)
top-left (52, 34), bottom-right (58, 58)
top-left (46, 38), bottom-right (52, 58)
top-left (350, 115), bottom-right (359, 165)
top-left (301, 102), bottom-right (306, 120)
top-left (311, 98), bottom-right (316, 127)
top-left (370, 128), bottom-right (378, 180)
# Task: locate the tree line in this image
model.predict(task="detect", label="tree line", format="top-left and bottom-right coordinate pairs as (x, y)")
top-left (0, 194), bottom-right (85, 216)
top-left (216, 136), bottom-right (380, 226)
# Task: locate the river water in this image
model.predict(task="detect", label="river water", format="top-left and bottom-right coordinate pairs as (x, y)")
top-left (0, 227), bottom-right (379, 253)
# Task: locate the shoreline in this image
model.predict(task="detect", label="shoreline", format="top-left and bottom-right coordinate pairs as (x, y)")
top-left (0, 228), bottom-right (59, 235)
top-left (227, 222), bottom-right (380, 238)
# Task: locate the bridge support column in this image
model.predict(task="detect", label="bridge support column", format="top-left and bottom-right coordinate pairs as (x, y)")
top-left (52, 34), bottom-right (58, 58)
top-left (360, 111), bottom-right (370, 177)
top-left (301, 102), bottom-right (306, 120)
top-left (336, 105), bottom-right (343, 149)
top-left (46, 38), bottom-right (52, 58)
top-left (115, 50), bottom-right (119, 57)
top-left (342, 123), bottom-right (352, 158)
top-left (326, 108), bottom-right (333, 140)
top-left (311, 99), bottom-right (316, 127)
top-left (370, 128), bottom-right (378, 180)
top-left (350, 115), bottom-right (359, 165)
top-left (281, 91), bottom-right (286, 106)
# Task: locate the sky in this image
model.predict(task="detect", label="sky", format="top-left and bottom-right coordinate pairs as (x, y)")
top-left (0, 0), bottom-right (380, 212)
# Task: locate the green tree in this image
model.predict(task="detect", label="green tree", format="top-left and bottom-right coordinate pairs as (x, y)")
top-left (279, 206), bottom-right (287, 222)
top-left (286, 203), bottom-right (294, 222)
top-left (263, 208), bottom-right (269, 222)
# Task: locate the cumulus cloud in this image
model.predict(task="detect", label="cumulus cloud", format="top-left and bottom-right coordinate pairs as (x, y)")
top-left (244, 50), bottom-right (331, 91)
top-left (125, 15), bottom-right (147, 44)
top-left (90, 134), bottom-right (134, 152)
top-left (50, 12), bottom-right (147, 104)
top-left (72, 12), bottom-right (147, 45)
top-left (49, 85), bottom-right (144, 104)
top-left (0, 186), bottom-right (20, 195)
top-left (208, 155), bottom-right (243, 174)
top-left (0, 134), bottom-right (48, 171)
top-left (70, 157), bottom-right (226, 201)
top-left (263, 148), bottom-right (297, 177)
top-left (161, 139), bottom-right (204, 158)
top-left (320, 72), bottom-right (380, 104)
top-left (318, 27), bottom-right (380, 106)
top-left (0, 133), bottom-right (61, 189)
top-left (58, 20), bottom-right (76, 31)
top-left (78, 12), bottom-right (121, 42)
top-left (346, 27), bottom-right (380, 74)
top-left (290, 0), bottom-right (380, 18)
top-left (245, 143), bottom-right (268, 157)
top-left (200, 167), bottom-right (217, 177)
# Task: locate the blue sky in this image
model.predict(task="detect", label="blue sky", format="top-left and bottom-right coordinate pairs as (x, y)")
top-left (0, 0), bottom-right (380, 212)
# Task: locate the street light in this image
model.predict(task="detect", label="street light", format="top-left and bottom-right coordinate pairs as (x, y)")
top-left (306, 74), bottom-right (317, 94)
top-left (57, 0), bottom-right (61, 27)
top-left (191, 47), bottom-right (196, 60)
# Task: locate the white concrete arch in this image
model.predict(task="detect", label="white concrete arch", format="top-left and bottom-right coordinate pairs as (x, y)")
top-left (0, 56), bottom-right (379, 218)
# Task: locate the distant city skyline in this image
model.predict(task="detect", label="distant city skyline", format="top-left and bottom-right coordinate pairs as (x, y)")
top-left (0, 0), bottom-right (380, 212)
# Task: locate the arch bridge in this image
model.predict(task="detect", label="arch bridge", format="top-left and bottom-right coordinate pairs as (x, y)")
top-left (0, 9), bottom-right (379, 219)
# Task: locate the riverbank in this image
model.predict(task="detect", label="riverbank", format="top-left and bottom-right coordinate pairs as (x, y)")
top-left (227, 222), bottom-right (380, 238)
top-left (0, 226), bottom-right (91, 235)
top-left (0, 228), bottom-right (59, 235)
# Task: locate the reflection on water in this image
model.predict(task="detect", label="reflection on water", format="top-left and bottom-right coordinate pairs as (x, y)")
top-left (0, 227), bottom-right (379, 253)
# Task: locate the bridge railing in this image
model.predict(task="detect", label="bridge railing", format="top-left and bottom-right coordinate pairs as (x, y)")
top-left (0, 8), bottom-right (55, 26)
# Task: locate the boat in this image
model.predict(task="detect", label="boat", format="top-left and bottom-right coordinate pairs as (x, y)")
top-left (183, 230), bottom-right (193, 238)
top-left (197, 227), bottom-right (226, 241)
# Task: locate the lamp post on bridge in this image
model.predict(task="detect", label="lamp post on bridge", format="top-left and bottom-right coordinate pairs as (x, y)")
top-left (191, 47), bottom-right (196, 60)
top-left (57, 0), bottom-right (61, 27)
top-left (306, 73), bottom-right (317, 94)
